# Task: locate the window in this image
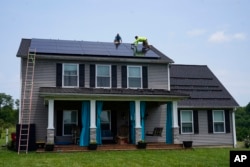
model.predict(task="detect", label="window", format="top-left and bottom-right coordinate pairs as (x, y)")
top-left (101, 110), bottom-right (111, 130)
top-left (127, 66), bottom-right (142, 88)
top-left (181, 110), bottom-right (193, 134)
top-left (96, 65), bottom-right (111, 88)
top-left (63, 110), bottom-right (78, 136)
top-left (63, 64), bottom-right (78, 87)
top-left (213, 110), bottom-right (225, 133)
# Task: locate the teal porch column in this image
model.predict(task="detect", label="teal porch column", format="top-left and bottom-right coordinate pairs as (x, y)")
top-left (166, 102), bottom-right (173, 144)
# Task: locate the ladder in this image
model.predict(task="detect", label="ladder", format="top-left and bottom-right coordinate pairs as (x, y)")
top-left (18, 48), bottom-right (36, 154)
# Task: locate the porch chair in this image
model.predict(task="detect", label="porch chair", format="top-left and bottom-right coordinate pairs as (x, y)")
top-left (146, 127), bottom-right (163, 136)
top-left (116, 125), bottom-right (129, 145)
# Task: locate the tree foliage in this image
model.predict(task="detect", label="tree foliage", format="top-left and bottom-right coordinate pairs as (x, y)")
top-left (235, 102), bottom-right (250, 141)
top-left (0, 93), bottom-right (18, 128)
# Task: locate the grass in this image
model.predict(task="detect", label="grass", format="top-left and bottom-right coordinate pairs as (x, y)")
top-left (0, 131), bottom-right (248, 167)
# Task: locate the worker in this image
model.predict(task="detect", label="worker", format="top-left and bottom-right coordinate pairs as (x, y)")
top-left (114, 33), bottom-right (122, 44)
top-left (133, 36), bottom-right (150, 49)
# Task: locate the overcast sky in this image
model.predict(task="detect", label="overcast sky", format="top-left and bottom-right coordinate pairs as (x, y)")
top-left (0, 0), bottom-right (249, 106)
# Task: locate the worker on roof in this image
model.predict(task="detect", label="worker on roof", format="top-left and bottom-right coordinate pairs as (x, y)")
top-left (133, 36), bottom-right (150, 49)
top-left (114, 33), bottom-right (122, 44)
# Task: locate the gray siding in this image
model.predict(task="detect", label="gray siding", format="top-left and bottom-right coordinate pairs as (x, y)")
top-left (21, 58), bottom-right (170, 141)
top-left (179, 110), bottom-right (233, 146)
top-left (145, 104), bottom-right (167, 142)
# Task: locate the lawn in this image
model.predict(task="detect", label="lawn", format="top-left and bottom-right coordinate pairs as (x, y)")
top-left (0, 131), bottom-right (246, 167)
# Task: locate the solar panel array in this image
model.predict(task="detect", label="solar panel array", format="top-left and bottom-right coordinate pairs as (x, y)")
top-left (30, 38), bottom-right (160, 58)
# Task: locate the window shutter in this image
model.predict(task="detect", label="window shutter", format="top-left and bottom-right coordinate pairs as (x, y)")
top-left (56, 110), bottom-right (63, 136)
top-left (79, 64), bottom-right (85, 87)
top-left (56, 63), bottom-right (62, 87)
top-left (225, 110), bottom-right (230, 133)
top-left (111, 65), bottom-right (117, 88)
top-left (121, 66), bottom-right (127, 88)
top-left (193, 110), bottom-right (199, 134)
top-left (207, 110), bottom-right (213, 133)
top-left (178, 110), bottom-right (181, 134)
top-left (90, 64), bottom-right (95, 87)
top-left (142, 66), bottom-right (148, 88)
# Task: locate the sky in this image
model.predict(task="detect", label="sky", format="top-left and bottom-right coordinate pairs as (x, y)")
top-left (0, 0), bottom-right (249, 106)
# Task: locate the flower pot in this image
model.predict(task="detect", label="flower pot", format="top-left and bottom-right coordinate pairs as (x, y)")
top-left (88, 143), bottom-right (97, 150)
top-left (137, 142), bottom-right (147, 149)
top-left (183, 141), bottom-right (193, 148)
top-left (45, 144), bottom-right (54, 151)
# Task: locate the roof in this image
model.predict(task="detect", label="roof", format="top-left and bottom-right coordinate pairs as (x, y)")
top-left (16, 38), bottom-right (174, 63)
top-left (170, 64), bottom-right (239, 108)
top-left (39, 87), bottom-right (189, 101)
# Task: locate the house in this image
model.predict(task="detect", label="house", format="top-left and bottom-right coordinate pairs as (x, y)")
top-left (16, 38), bottom-right (238, 149)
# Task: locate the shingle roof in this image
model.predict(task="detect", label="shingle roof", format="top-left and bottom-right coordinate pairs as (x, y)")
top-left (39, 87), bottom-right (188, 101)
top-left (170, 64), bottom-right (239, 108)
top-left (16, 38), bottom-right (174, 63)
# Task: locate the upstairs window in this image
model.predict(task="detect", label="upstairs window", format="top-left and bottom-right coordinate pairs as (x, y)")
top-left (181, 110), bottom-right (193, 134)
top-left (213, 110), bottom-right (225, 133)
top-left (63, 64), bottom-right (78, 87)
top-left (96, 65), bottom-right (111, 88)
top-left (127, 66), bottom-right (142, 88)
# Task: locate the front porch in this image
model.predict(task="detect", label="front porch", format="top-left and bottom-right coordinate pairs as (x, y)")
top-left (45, 99), bottom-right (181, 147)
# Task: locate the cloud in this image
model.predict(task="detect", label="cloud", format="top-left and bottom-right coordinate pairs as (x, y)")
top-left (187, 29), bottom-right (206, 37)
top-left (208, 31), bottom-right (246, 43)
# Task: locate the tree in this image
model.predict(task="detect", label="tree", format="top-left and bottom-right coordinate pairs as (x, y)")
top-left (0, 93), bottom-right (14, 110)
top-left (246, 102), bottom-right (250, 113)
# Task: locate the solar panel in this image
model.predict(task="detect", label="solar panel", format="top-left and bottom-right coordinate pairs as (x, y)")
top-left (30, 38), bottom-right (160, 58)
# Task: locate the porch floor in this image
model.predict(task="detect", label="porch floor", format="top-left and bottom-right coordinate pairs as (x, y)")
top-left (36, 143), bottom-right (184, 153)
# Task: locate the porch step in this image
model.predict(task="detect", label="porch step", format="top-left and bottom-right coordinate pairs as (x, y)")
top-left (36, 143), bottom-right (184, 153)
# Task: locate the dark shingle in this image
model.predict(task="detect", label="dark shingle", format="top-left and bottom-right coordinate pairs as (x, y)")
top-left (170, 64), bottom-right (239, 108)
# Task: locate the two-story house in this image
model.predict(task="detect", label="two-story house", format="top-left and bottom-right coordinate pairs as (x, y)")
top-left (16, 38), bottom-right (238, 149)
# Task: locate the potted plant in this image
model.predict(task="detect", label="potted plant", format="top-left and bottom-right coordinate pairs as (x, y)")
top-left (88, 140), bottom-right (97, 150)
top-left (183, 141), bottom-right (193, 148)
top-left (137, 140), bottom-right (147, 149)
top-left (45, 142), bottom-right (54, 151)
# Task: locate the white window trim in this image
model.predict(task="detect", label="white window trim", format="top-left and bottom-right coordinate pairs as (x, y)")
top-left (127, 65), bottom-right (142, 89)
top-left (62, 63), bottom-right (79, 88)
top-left (96, 64), bottom-right (111, 88)
top-left (63, 110), bottom-right (78, 136)
top-left (180, 110), bottom-right (194, 134)
top-left (101, 110), bottom-right (112, 130)
top-left (213, 110), bottom-right (225, 133)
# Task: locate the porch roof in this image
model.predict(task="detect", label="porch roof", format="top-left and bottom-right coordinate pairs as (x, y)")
top-left (39, 87), bottom-right (189, 101)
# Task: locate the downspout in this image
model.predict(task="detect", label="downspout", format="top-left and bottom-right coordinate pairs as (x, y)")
top-left (232, 108), bottom-right (237, 148)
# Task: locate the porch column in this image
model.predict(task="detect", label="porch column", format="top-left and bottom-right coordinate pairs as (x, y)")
top-left (47, 99), bottom-right (55, 144)
top-left (135, 100), bottom-right (141, 144)
top-left (172, 101), bottom-right (180, 144)
top-left (90, 100), bottom-right (96, 142)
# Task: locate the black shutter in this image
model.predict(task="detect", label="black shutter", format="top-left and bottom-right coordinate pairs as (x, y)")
top-left (90, 64), bottom-right (95, 87)
top-left (193, 110), bottom-right (199, 134)
top-left (56, 63), bottom-right (62, 87)
top-left (111, 65), bottom-right (117, 88)
top-left (178, 110), bottom-right (181, 134)
top-left (207, 110), bottom-right (213, 133)
top-left (225, 110), bottom-right (230, 133)
top-left (56, 110), bottom-right (63, 136)
top-left (121, 66), bottom-right (127, 88)
top-left (79, 64), bottom-right (85, 87)
top-left (142, 66), bottom-right (148, 88)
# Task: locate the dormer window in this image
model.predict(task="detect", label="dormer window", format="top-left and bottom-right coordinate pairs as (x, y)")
top-left (96, 65), bottom-right (111, 88)
top-left (63, 64), bottom-right (79, 87)
top-left (127, 66), bottom-right (142, 88)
